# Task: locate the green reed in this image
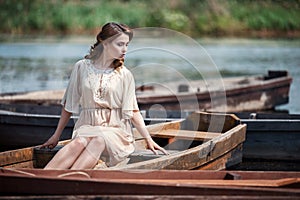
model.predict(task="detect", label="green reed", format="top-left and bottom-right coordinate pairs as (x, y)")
top-left (0, 0), bottom-right (299, 37)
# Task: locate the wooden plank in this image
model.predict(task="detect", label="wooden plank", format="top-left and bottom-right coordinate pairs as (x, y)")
top-left (182, 112), bottom-right (240, 133)
top-left (2, 161), bottom-right (34, 169)
top-left (88, 178), bottom-right (299, 188)
top-left (209, 124), bottom-right (246, 159)
top-left (1, 168), bottom-right (299, 196)
top-left (2, 168), bottom-right (300, 181)
top-left (0, 147), bottom-right (34, 167)
top-left (128, 150), bottom-right (180, 163)
top-left (196, 143), bottom-right (243, 170)
top-left (2, 195), bottom-right (297, 200)
top-left (1, 175), bottom-right (300, 196)
top-left (0, 140), bottom-right (70, 168)
top-left (151, 129), bottom-right (221, 141)
top-left (133, 120), bottom-right (181, 139)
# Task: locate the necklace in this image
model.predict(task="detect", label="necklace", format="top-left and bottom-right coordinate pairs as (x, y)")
top-left (86, 59), bottom-right (115, 100)
top-left (98, 69), bottom-right (110, 99)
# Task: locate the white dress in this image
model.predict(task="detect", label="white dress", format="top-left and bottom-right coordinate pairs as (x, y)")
top-left (61, 59), bottom-right (139, 166)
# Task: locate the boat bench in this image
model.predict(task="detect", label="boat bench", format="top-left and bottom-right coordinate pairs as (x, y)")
top-left (150, 129), bottom-right (221, 141)
top-left (128, 149), bottom-right (179, 164)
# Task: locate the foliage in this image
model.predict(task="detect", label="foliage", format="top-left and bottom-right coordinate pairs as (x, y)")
top-left (0, 0), bottom-right (299, 37)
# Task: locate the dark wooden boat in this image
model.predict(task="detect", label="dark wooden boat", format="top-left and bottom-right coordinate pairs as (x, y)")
top-left (0, 103), bottom-right (179, 151)
top-left (234, 112), bottom-right (300, 161)
top-left (0, 169), bottom-right (299, 197)
top-left (0, 108), bottom-right (74, 151)
top-left (0, 112), bottom-right (246, 171)
top-left (0, 70), bottom-right (292, 112)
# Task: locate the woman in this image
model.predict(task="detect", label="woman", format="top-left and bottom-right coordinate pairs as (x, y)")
top-left (41, 22), bottom-right (168, 169)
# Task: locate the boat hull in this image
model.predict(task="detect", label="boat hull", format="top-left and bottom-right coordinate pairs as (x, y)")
top-left (0, 169), bottom-right (299, 196)
top-left (137, 71), bottom-right (292, 112)
top-left (0, 71), bottom-right (292, 113)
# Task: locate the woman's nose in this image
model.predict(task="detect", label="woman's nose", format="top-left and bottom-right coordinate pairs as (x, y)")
top-left (122, 45), bottom-right (127, 53)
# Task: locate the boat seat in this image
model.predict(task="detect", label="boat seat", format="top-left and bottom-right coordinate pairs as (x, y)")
top-left (150, 129), bottom-right (221, 141)
top-left (128, 149), bottom-right (179, 163)
top-left (93, 150), bottom-right (179, 169)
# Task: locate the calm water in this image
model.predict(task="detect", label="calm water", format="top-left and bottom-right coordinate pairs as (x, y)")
top-left (0, 37), bottom-right (299, 114)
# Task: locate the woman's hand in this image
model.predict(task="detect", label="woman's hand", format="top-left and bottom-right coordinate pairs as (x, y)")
top-left (40, 134), bottom-right (60, 149)
top-left (131, 111), bottom-right (169, 155)
top-left (145, 137), bottom-right (169, 155)
top-left (40, 108), bottom-right (71, 149)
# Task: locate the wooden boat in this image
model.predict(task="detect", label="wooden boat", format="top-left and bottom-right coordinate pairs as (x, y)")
top-left (1, 101), bottom-right (299, 170)
top-left (136, 70), bottom-right (292, 112)
top-left (1, 103), bottom-right (299, 164)
top-left (0, 70), bottom-right (292, 112)
top-left (143, 110), bottom-right (300, 164)
top-left (0, 108), bottom-right (74, 151)
top-left (0, 169), bottom-right (299, 196)
top-left (0, 111), bottom-right (246, 171)
top-left (234, 112), bottom-right (300, 161)
top-left (0, 103), bottom-right (181, 151)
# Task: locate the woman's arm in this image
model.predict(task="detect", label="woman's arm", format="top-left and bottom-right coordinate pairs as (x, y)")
top-left (41, 107), bottom-right (72, 149)
top-left (131, 110), bottom-right (169, 155)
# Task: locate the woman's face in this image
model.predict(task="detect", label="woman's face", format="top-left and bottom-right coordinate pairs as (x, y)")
top-left (105, 33), bottom-right (130, 60)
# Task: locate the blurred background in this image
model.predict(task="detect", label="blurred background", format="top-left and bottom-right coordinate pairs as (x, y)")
top-left (1, 0), bottom-right (299, 37)
top-left (0, 0), bottom-right (299, 113)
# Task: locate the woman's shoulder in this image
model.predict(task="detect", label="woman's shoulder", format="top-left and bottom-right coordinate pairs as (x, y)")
top-left (75, 59), bottom-right (89, 67)
top-left (71, 59), bottom-right (90, 71)
top-left (119, 65), bottom-right (133, 76)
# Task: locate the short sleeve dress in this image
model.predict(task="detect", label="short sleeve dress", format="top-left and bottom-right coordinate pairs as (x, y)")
top-left (61, 59), bottom-right (139, 167)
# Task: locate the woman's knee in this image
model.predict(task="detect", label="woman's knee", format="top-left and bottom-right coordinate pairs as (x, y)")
top-left (85, 136), bottom-right (105, 159)
top-left (72, 137), bottom-right (89, 148)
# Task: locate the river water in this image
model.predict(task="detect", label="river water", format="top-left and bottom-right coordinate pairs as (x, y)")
top-left (0, 36), bottom-right (299, 114)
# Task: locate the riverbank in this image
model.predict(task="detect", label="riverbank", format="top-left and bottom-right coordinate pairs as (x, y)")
top-left (1, 0), bottom-right (299, 39)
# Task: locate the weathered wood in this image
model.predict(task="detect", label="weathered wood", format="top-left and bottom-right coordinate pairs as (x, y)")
top-left (2, 168), bottom-right (300, 181)
top-left (182, 111), bottom-right (240, 133)
top-left (128, 150), bottom-right (180, 163)
top-left (63, 178), bottom-right (298, 187)
top-left (109, 124), bottom-right (246, 170)
top-left (196, 143), bottom-right (243, 170)
top-left (0, 146), bottom-right (34, 167)
top-left (133, 120), bottom-right (181, 139)
top-left (1, 169), bottom-right (300, 196)
top-left (137, 71), bottom-right (292, 112)
top-left (150, 129), bottom-right (221, 141)
top-left (0, 90), bottom-right (64, 105)
top-left (0, 140), bottom-right (70, 168)
top-left (0, 71), bottom-right (292, 113)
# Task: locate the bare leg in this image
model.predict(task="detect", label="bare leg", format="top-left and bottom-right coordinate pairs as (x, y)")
top-left (70, 136), bottom-right (105, 169)
top-left (44, 137), bottom-right (89, 169)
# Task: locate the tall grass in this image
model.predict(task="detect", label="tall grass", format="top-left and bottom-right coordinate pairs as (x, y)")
top-left (0, 0), bottom-right (299, 37)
